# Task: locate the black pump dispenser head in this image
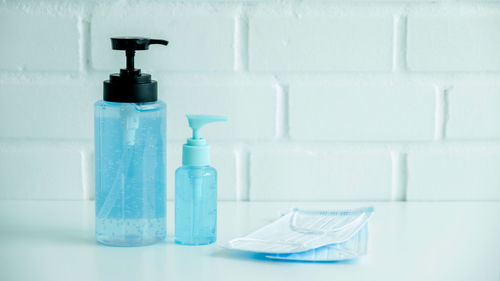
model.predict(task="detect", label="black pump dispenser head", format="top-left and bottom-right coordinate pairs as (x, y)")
top-left (103, 37), bottom-right (168, 103)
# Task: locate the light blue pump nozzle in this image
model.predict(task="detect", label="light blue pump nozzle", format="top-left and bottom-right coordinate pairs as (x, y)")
top-left (187, 114), bottom-right (228, 141)
top-left (183, 114), bottom-right (228, 166)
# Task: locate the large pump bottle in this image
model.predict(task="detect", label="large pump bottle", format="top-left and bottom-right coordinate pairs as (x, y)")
top-left (94, 37), bottom-right (168, 246)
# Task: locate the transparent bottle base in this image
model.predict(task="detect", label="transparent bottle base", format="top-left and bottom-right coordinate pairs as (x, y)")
top-left (96, 217), bottom-right (166, 247)
top-left (97, 236), bottom-right (165, 247)
top-left (175, 237), bottom-right (216, 246)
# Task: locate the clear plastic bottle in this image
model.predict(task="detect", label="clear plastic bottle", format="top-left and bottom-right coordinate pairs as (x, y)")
top-left (94, 37), bottom-right (168, 247)
top-left (174, 115), bottom-right (227, 245)
top-left (175, 165), bottom-right (217, 245)
top-left (95, 101), bottom-right (166, 246)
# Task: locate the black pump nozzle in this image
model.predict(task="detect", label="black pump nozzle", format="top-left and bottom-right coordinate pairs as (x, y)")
top-left (111, 37), bottom-right (169, 75)
top-left (104, 37), bottom-right (169, 103)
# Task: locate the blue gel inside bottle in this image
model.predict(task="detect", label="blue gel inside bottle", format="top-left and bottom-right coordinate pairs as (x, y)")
top-left (94, 101), bottom-right (166, 246)
top-left (175, 165), bottom-right (217, 245)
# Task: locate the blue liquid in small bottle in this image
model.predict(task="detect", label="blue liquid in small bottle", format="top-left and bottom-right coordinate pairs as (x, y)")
top-left (94, 101), bottom-right (166, 246)
top-left (175, 165), bottom-right (217, 245)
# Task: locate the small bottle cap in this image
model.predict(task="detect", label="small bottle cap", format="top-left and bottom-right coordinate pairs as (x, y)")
top-left (182, 114), bottom-right (228, 166)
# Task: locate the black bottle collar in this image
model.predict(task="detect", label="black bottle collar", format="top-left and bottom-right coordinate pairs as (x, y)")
top-left (103, 37), bottom-right (168, 103)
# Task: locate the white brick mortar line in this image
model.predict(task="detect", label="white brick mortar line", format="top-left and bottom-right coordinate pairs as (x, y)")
top-left (391, 151), bottom-right (407, 201)
top-left (392, 14), bottom-right (407, 73)
top-left (274, 82), bottom-right (290, 140)
top-left (77, 17), bottom-right (91, 74)
top-left (234, 7), bottom-right (249, 72)
top-left (80, 149), bottom-right (93, 200)
top-left (235, 148), bottom-right (250, 201)
top-left (433, 85), bottom-right (450, 141)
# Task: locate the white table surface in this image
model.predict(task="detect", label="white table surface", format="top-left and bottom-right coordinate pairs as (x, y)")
top-left (0, 200), bottom-right (499, 281)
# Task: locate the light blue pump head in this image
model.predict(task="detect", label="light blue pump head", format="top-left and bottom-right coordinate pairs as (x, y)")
top-left (183, 114), bottom-right (228, 166)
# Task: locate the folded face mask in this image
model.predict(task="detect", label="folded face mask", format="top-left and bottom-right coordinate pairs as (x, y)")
top-left (265, 224), bottom-right (368, 261)
top-left (224, 207), bottom-right (373, 261)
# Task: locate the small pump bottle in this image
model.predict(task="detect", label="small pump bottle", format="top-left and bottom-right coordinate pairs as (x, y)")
top-left (175, 114), bottom-right (228, 245)
top-left (94, 37), bottom-right (168, 246)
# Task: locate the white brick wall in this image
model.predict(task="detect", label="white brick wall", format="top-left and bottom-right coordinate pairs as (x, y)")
top-left (447, 82), bottom-right (500, 139)
top-left (249, 14), bottom-right (393, 72)
top-left (1, 1), bottom-right (500, 201)
top-left (289, 83), bottom-right (435, 141)
top-left (0, 7), bottom-right (80, 72)
top-left (0, 141), bottom-right (91, 199)
top-left (250, 147), bottom-right (393, 201)
top-left (407, 149), bottom-right (500, 200)
top-left (0, 79), bottom-right (99, 140)
top-left (407, 15), bottom-right (500, 72)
